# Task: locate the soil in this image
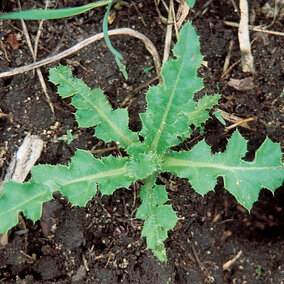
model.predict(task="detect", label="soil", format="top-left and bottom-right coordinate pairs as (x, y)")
top-left (0, 0), bottom-right (283, 283)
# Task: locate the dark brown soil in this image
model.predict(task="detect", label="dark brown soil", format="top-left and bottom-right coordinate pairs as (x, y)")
top-left (0, 0), bottom-right (283, 283)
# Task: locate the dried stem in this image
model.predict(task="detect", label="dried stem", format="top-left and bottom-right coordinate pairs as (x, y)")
top-left (238, 0), bottom-right (255, 73)
top-left (0, 28), bottom-right (162, 83)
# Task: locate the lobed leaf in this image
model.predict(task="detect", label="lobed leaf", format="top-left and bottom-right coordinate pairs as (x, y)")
top-left (1, 13), bottom-right (282, 264)
top-left (162, 131), bottom-right (284, 210)
top-left (0, 181), bottom-right (52, 234)
top-left (31, 149), bottom-right (136, 203)
top-left (136, 175), bottom-right (178, 262)
top-left (49, 65), bottom-right (138, 148)
top-left (181, 94), bottom-right (220, 139)
top-left (140, 22), bottom-right (205, 155)
top-left (0, 150), bottom-right (138, 234)
top-left (184, 94), bottom-right (220, 127)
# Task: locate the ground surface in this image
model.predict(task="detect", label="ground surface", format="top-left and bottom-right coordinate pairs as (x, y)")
top-left (0, 0), bottom-right (283, 283)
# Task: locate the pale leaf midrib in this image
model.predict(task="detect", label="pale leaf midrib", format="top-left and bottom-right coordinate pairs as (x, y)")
top-left (63, 167), bottom-right (126, 185)
top-left (164, 157), bottom-right (284, 172)
top-left (0, 158), bottom-right (127, 220)
top-left (151, 46), bottom-right (187, 152)
top-left (144, 185), bottom-right (162, 249)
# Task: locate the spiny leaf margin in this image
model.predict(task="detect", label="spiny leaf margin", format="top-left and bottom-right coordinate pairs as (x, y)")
top-left (49, 65), bottom-right (138, 148)
top-left (162, 130), bottom-right (284, 210)
top-left (31, 149), bottom-right (138, 202)
top-left (139, 22), bottom-right (206, 155)
top-left (136, 175), bottom-right (178, 262)
top-left (0, 181), bottom-right (52, 234)
top-left (0, 149), bottom-right (140, 234)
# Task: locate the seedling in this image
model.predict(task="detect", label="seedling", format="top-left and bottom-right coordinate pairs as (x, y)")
top-left (0, 22), bottom-right (283, 262)
top-left (256, 267), bottom-right (262, 277)
top-left (144, 66), bottom-right (154, 74)
top-left (58, 130), bottom-right (76, 145)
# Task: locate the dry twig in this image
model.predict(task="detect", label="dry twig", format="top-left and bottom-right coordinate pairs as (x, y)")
top-left (225, 117), bottom-right (255, 131)
top-left (216, 108), bottom-right (256, 131)
top-left (0, 39), bottom-right (10, 62)
top-left (176, 0), bottom-right (190, 30)
top-left (222, 40), bottom-right (234, 74)
top-left (238, 0), bottom-right (255, 73)
top-left (33, 1), bottom-right (49, 65)
top-left (16, 0), bottom-right (55, 119)
top-left (130, 1), bottom-right (146, 27)
top-left (223, 250), bottom-right (243, 270)
top-left (191, 244), bottom-right (205, 271)
top-left (0, 28), bottom-right (162, 83)
top-left (163, 0), bottom-right (174, 63)
top-left (220, 36), bottom-right (258, 79)
top-left (119, 76), bottom-right (159, 108)
top-left (224, 21), bottom-right (284, 37)
top-left (154, 0), bottom-right (171, 24)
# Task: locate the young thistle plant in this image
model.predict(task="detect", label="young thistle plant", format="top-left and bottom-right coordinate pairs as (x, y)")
top-left (0, 22), bottom-right (283, 262)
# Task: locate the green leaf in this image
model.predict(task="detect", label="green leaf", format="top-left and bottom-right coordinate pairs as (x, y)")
top-left (144, 66), bottom-right (154, 74)
top-left (126, 143), bottom-right (159, 180)
top-left (185, 0), bottom-right (195, 8)
top-left (162, 131), bottom-right (284, 210)
top-left (140, 22), bottom-right (204, 154)
top-left (0, 17), bottom-right (282, 265)
top-left (0, 149), bottom-right (136, 234)
top-left (136, 176), bottom-right (178, 262)
top-left (57, 130), bottom-right (76, 144)
top-left (0, 1), bottom-right (111, 20)
top-left (181, 94), bottom-right (220, 139)
top-left (115, 56), bottom-right (128, 80)
top-left (49, 65), bottom-right (138, 148)
top-left (214, 110), bottom-right (226, 125)
top-left (31, 150), bottom-right (135, 204)
top-left (184, 94), bottom-right (220, 127)
top-left (103, 1), bottom-right (128, 79)
top-left (0, 181), bottom-right (52, 234)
